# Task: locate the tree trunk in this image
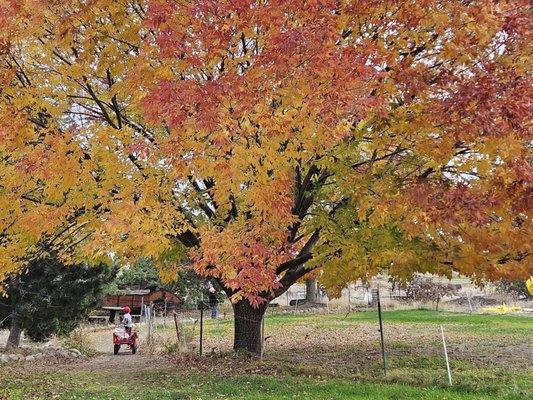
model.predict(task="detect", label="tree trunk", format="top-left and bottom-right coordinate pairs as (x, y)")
top-left (6, 312), bottom-right (22, 350)
top-left (232, 300), bottom-right (267, 355)
top-left (306, 278), bottom-right (317, 303)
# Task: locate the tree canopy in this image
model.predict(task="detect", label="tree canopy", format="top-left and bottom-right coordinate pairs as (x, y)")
top-left (112, 257), bottom-right (209, 309)
top-left (1, 0), bottom-right (530, 314)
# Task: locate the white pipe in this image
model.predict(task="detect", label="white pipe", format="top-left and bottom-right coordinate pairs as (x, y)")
top-left (440, 325), bottom-right (452, 386)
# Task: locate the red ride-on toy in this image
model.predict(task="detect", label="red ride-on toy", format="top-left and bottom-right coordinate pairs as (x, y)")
top-left (113, 326), bottom-right (138, 355)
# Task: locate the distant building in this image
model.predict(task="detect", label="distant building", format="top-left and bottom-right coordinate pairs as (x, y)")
top-left (102, 289), bottom-right (181, 315)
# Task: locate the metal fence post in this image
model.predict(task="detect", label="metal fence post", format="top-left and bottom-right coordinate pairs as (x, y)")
top-left (260, 315), bottom-right (265, 360)
top-left (377, 286), bottom-right (387, 376)
top-left (199, 301), bottom-right (204, 356)
top-left (173, 312), bottom-right (180, 342)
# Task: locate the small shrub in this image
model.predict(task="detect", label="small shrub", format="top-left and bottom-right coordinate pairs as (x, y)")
top-left (63, 329), bottom-right (96, 356)
top-left (161, 339), bottom-right (182, 355)
top-left (495, 279), bottom-right (532, 300)
top-left (141, 320), bottom-right (195, 355)
top-left (406, 275), bottom-right (459, 310)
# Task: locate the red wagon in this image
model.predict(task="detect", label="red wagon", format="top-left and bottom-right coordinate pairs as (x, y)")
top-left (113, 327), bottom-right (138, 355)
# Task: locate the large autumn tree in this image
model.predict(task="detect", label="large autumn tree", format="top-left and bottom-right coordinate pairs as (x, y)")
top-left (1, 0), bottom-right (531, 353)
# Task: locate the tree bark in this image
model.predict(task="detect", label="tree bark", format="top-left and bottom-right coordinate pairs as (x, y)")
top-left (6, 312), bottom-right (22, 350)
top-left (232, 300), bottom-right (267, 355)
top-left (305, 278), bottom-right (317, 303)
top-left (225, 256), bottom-right (316, 355)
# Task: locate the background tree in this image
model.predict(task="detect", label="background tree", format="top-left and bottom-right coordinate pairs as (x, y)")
top-left (0, 255), bottom-right (113, 348)
top-left (0, 1), bottom-right (531, 354)
top-left (405, 275), bottom-right (459, 311)
top-left (495, 279), bottom-right (533, 301)
top-left (115, 258), bottom-right (162, 292)
top-left (113, 257), bottom-right (210, 309)
top-left (305, 278), bottom-right (318, 304)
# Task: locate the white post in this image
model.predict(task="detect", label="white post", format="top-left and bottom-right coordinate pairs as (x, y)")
top-left (164, 299), bottom-right (168, 327)
top-left (467, 293), bottom-right (473, 314)
top-left (150, 305), bottom-right (155, 332)
top-left (146, 306), bottom-right (151, 344)
top-left (440, 325), bottom-right (452, 386)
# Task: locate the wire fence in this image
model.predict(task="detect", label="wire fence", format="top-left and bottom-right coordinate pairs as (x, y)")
top-left (84, 282), bottom-right (530, 389)
top-left (125, 286), bottom-right (461, 359)
top-left (115, 282), bottom-right (496, 358)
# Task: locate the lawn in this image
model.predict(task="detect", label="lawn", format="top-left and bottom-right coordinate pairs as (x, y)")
top-left (266, 308), bottom-right (532, 330)
top-left (1, 309), bottom-right (531, 400)
top-left (1, 370), bottom-right (524, 400)
top-left (201, 308), bottom-right (532, 335)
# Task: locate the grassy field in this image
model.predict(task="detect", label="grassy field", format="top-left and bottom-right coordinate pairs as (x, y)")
top-left (206, 308), bottom-right (532, 334)
top-left (1, 309), bottom-right (531, 399)
top-left (2, 370), bottom-right (526, 400)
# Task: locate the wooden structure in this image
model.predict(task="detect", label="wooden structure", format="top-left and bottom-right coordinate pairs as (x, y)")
top-left (103, 289), bottom-right (150, 310)
top-left (102, 289), bottom-right (181, 321)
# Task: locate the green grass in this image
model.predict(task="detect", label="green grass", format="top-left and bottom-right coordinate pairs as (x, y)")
top-left (383, 355), bottom-right (532, 396)
top-left (156, 309), bottom-right (533, 338)
top-left (256, 309), bottom-right (533, 335)
top-left (1, 370), bottom-right (527, 400)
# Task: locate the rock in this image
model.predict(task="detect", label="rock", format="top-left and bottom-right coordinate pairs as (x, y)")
top-left (33, 352), bottom-right (44, 359)
top-left (42, 347), bottom-right (56, 354)
top-left (60, 350), bottom-right (71, 358)
top-left (25, 355), bottom-right (35, 361)
top-left (69, 348), bottom-right (82, 356)
top-left (0, 354), bottom-right (9, 362)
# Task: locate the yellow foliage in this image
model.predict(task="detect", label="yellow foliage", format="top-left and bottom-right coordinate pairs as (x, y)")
top-left (0, 0), bottom-right (530, 305)
top-left (482, 305), bottom-right (522, 315)
top-left (526, 278), bottom-right (533, 296)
